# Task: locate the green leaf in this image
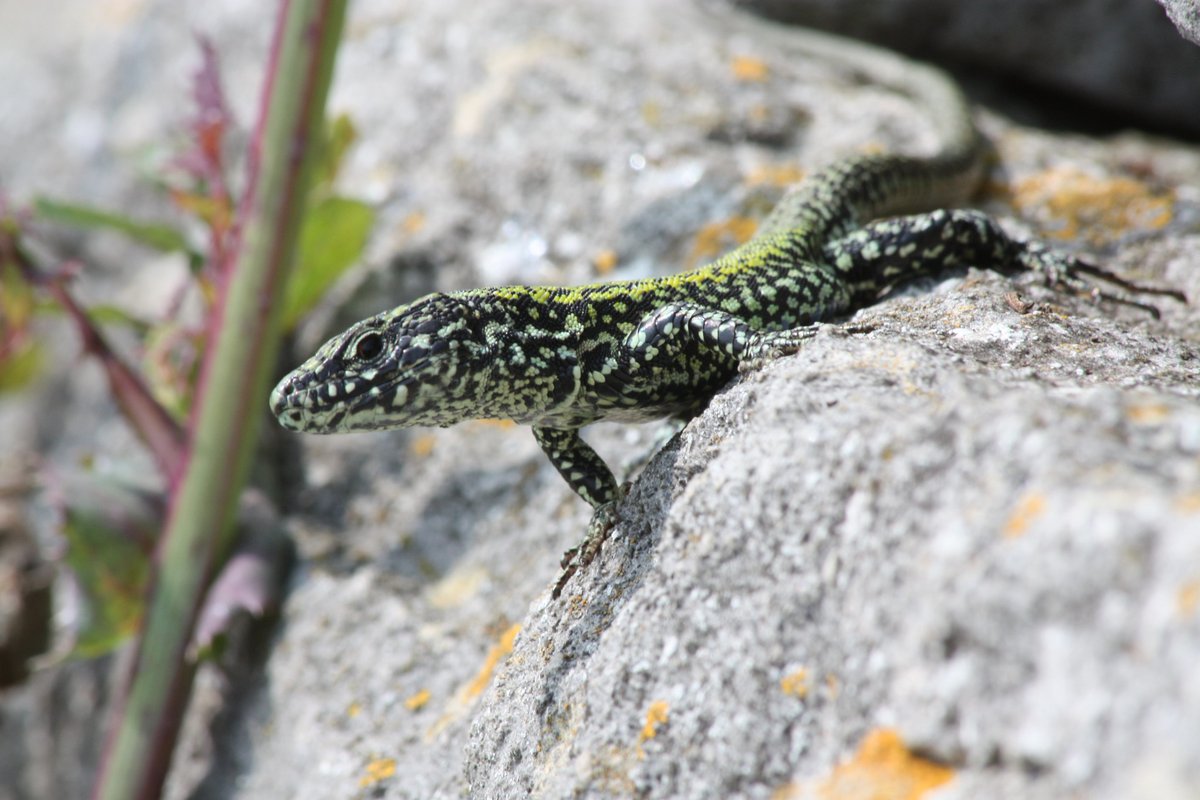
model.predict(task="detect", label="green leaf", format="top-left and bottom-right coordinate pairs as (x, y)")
top-left (34, 300), bottom-right (154, 336)
top-left (85, 304), bottom-right (154, 334)
top-left (0, 257), bottom-right (43, 392)
top-left (283, 195), bottom-right (373, 330)
top-left (35, 197), bottom-right (199, 259)
top-left (60, 477), bottom-right (161, 659)
top-left (313, 113), bottom-right (358, 195)
top-left (0, 341), bottom-right (43, 392)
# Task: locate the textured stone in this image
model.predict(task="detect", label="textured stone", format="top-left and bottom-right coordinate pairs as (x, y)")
top-left (1157, 0), bottom-right (1200, 45)
top-left (731, 0), bottom-right (1200, 136)
top-left (1, 0), bottom-right (1198, 798)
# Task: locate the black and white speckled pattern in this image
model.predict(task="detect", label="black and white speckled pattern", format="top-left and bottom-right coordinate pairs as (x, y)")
top-left (269, 65), bottom-right (1174, 520)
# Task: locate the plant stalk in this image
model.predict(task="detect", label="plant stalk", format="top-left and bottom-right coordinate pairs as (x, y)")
top-left (92, 2), bottom-right (347, 798)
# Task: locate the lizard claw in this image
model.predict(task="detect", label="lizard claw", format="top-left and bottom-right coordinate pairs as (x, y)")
top-left (739, 324), bottom-right (821, 371)
top-left (1019, 243), bottom-right (1185, 318)
top-left (552, 495), bottom-right (623, 599)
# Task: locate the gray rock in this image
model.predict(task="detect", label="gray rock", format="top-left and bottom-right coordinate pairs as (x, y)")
top-left (729, 0), bottom-right (1200, 136)
top-left (466, 268), bottom-right (1200, 798)
top-left (1, 0), bottom-right (1199, 798)
top-left (1157, 0), bottom-right (1200, 45)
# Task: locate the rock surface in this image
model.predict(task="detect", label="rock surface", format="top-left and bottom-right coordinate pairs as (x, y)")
top-left (1, 1), bottom-right (1199, 799)
top-left (732, 0), bottom-right (1200, 136)
top-left (1157, 0), bottom-right (1200, 45)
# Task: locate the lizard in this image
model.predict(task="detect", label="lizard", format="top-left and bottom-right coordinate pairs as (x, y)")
top-left (269, 19), bottom-right (1183, 598)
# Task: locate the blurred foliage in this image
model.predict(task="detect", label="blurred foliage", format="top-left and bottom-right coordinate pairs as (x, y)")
top-left (0, 37), bottom-right (373, 660)
top-left (60, 477), bottom-right (160, 659)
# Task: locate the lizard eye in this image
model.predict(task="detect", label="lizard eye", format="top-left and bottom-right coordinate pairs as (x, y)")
top-left (353, 331), bottom-right (384, 361)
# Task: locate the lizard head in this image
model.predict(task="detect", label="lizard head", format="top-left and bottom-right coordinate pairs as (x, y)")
top-left (270, 292), bottom-right (494, 432)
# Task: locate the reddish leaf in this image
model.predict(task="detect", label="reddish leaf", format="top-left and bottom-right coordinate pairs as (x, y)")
top-left (170, 36), bottom-right (237, 283)
top-left (182, 36), bottom-right (233, 187)
top-left (47, 282), bottom-right (187, 481)
top-left (191, 490), bottom-right (293, 661)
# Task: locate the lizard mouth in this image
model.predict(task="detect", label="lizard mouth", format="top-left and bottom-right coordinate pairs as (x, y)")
top-left (269, 375), bottom-right (315, 430)
top-left (269, 365), bottom-right (413, 433)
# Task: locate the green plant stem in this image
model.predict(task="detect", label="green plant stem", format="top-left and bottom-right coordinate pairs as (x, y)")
top-left (92, 2), bottom-right (347, 798)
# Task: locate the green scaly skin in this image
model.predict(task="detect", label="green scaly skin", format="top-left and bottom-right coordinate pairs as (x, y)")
top-left (270, 32), bottom-right (1181, 597)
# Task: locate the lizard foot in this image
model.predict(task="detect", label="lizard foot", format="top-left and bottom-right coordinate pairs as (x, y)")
top-left (552, 491), bottom-right (626, 599)
top-left (1019, 242), bottom-right (1186, 319)
top-left (738, 324), bottom-right (821, 371)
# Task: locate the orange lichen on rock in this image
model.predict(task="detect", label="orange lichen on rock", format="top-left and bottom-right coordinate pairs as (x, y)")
top-left (1003, 491), bottom-right (1046, 539)
top-left (689, 216), bottom-right (759, 265)
top-left (813, 728), bottom-right (954, 800)
top-left (465, 623), bottom-right (522, 699)
top-left (731, 55), bottom-right (770, 82)
top-left (358, 756), bottom-right (397, 788)
top-left (1002, 166), bottom-right (1173, 246)
top-left (593, 248), bottom-right (619, 275)
top-left (399, 210), bottom-right (426, 236)
top-left (637, 700), bottom-right (670, 757)
top-left (1178, 580), bottom-right (1200, 618)
top-left (474, 418), bottom-right (517, 429)
top-left (404, 688), bottom-right (432, 711)
top-left (409, 433), bottom-right (437, 458)
top-left (1126, 402), bottom-right (1171, 425)
top-left (747, 163), bottom-right (807, 187)
top-left (780, 667), bottom-right (810, 698)
top-left (1175, 493), bottom-right (1200, 514)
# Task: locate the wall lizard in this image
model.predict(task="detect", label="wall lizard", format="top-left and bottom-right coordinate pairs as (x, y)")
top-left (269, 18), bottom-right (1182, 597)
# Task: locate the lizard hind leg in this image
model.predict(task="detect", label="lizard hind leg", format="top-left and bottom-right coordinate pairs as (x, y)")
top-left (824, 208), bottom-right (1184, 316)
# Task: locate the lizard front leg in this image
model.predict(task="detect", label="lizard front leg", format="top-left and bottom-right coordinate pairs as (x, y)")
top-left (543, 303), bottom-right (824, 597)
top-left (532, 426), bottom-right (625, 598)
top-left (605, 302), bottom-right (823, 401)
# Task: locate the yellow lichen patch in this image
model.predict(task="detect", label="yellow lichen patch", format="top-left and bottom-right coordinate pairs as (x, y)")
top-left (731, 55), bottom-right (770, 82)
top-left (1003, 492), bottom-right (1046, 539)
top-left (770, 782), bottom-right (803, 800)
top-left (825, 673), bottom-right (840, 699)
top-left (464, 623), bottom-right (522, 699)
top-left (454, 40), bottom-right (565, 137)
top-left (1126, 402), bottom-right (1171, 425)
top-left (399, 210), bottom-right (426, 236)
top-left (346, 700), bottom-right (363, 718)
top-left (405, 688), bottom-right (432, 711)
top-left (427, 624), bottom-right (523, 739)
top-left (747, 163), bottom-right (807, 188)
top-left (358, 756), bottom-right (397, 788)
top-left (813, 728), bottom-right (954, 800)
top-left (588, 745), bottom-right (641, 795)
top-left (638, 700), bottom-right (670, 757)
top-left (689, 216), bottom-right (759, 265)
top-left (593, 248), bottom-right (619, 276)
top-left (641, 100), bottom-right (662, 127)
top-left (427, 564), bottom-right (489, 609)
top-left (781, 667), bottom-right (810, 699)
top-left (409, 434), bottom-right (437, 458)
top-left (1177, 580), bottom-right (1200, 618)
top-left (474, 418), bottom-right (517, 429)
top-left (1003, 166), bottom-right (1174, 246)
top-left (1175, 493), bottom-right (1200, 514)
top-left (749, 103), bottom-right (773, 124)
